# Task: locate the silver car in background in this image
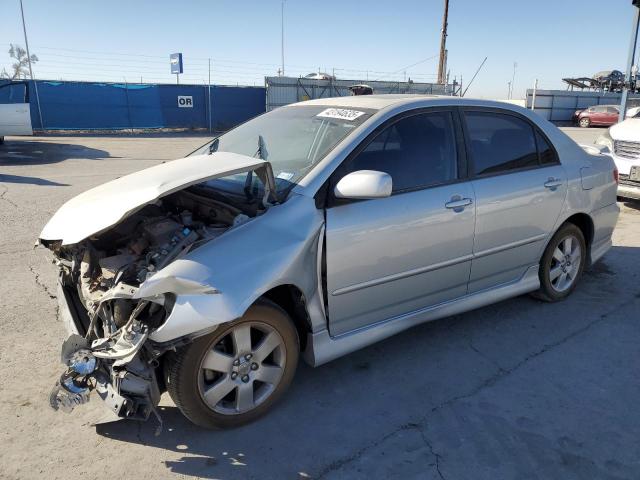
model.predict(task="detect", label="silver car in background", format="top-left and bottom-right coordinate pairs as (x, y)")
top-left (39, 95), bottom-right (619, 429)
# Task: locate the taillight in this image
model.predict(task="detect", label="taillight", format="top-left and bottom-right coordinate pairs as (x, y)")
top-left (614, 167), bottom-right (619, 184)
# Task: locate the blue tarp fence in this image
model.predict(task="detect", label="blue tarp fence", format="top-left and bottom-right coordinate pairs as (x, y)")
top-left (0, 80), bottom-right (266, 131)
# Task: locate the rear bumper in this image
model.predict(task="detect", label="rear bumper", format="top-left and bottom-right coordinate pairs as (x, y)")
top-left (589, 202), bottom-right (619, 265)
top-left (618, 182), bottom-right (640, 200)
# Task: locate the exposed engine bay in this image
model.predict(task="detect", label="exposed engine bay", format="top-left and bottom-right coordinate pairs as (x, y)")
top-left (46, 186), bottom-right (260, 431)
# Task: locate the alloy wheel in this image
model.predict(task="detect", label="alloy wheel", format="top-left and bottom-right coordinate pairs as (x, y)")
top-left (197, 321), bottom-right (286, 415)
top-left (549, 234), bottom-right (582, 293)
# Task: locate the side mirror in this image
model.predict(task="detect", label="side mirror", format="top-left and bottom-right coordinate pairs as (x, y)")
top-left (334, 170), bottom-right (392, 200)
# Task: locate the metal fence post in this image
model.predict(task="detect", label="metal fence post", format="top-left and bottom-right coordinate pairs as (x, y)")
top-left (123, 79), bottom-right (133, 133)
top-left (531, 79), bottom-right (538, 111)
top-left (208, 58), bottom-right (212, 133)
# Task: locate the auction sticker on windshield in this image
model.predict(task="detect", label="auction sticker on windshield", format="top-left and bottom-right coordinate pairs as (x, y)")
top-left (317, 108), bottom-right (366, 121)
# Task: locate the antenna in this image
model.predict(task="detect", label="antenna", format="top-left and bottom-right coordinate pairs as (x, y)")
top-left (461, 56), bottom-right (488, 97)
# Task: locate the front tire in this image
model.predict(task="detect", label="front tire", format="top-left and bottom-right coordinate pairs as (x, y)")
top-left (579, 117), bottom-right (591, 128)
top-left (166, 300), bottom-right (299, 429)
top-left (534, 223), bottom-right (586, 302)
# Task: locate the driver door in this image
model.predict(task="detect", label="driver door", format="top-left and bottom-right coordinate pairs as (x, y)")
top-left (324, 109), bottom-right (476, 336)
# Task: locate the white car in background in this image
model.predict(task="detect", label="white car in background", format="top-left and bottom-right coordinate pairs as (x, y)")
top-left (0, 81), bottom-right (33, 143)
top-left (596, 117), bottom-right (640, 200)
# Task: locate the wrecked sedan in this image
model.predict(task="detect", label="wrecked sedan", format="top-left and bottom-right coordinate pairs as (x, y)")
top-left (39, 96), bottom-right (619, 429)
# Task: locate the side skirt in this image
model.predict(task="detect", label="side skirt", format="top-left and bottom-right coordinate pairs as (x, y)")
top-left (303, 265), bottom-right (540, 367)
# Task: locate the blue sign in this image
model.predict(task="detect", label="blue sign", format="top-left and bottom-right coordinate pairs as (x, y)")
top-left (170, 53), bottom-right (183, 74)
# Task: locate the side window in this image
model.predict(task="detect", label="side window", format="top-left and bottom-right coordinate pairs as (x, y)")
top-left (606, 106), bottom-right (619, 114)
top-left (363, 124), bottom-right (401, 153)
top-left (535, 130), bottom-right (558, 165)
top-left (464, 111), bottom-right (538, 175)
top-left (343, 111), bottom-right (457, 192)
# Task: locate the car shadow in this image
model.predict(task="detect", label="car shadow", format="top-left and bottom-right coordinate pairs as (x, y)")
top-left (95, 248), bottom-right (637, 479)
top-left (622, 199), bottom-right (640, 211)
top-left (0, 139), bottom-right (114, 166)
top-left (0, 173), bottom-right (69, 186)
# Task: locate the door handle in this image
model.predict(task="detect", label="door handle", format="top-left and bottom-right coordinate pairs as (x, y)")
top-left (544, 178), bottom-right (563, 189)
top-left (445, 197), bottom-right (473, 209)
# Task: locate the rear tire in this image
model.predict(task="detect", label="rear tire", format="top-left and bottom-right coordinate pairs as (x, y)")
top-left (579, 117), bottom-right (591, 128)
top-left (166, 300), bottom-right (299, 429)
top-left (533, 223), bottom-right (586, 302)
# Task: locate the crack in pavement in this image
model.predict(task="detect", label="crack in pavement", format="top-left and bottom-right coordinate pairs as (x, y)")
top-left (464, 333), bottom-right (507, 374)
top-left (28, 265), bottom-right (56, 300)
top-left (0, 184), bottom-right (18, 208)
top-left (314, 292), bottom-right (640, 479)
top-left (415, 423), bottom-right (445, 480)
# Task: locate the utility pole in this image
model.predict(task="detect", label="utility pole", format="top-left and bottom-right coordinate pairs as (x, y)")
top-left (281, 0), bottom-right (285, 76)
top-left (437, 0), bottom-right (449, 85)
top-left (19, 0), bottom-right (43, 131)
top-left (620, 0), bottom-right (640, 122)
top-left (507, 81), bottom-right (512, 99)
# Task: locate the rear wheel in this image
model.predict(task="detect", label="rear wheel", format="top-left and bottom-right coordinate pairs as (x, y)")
top-left (579, 117), bottom-right (591, 128)
top-left (534, 223), bottom-right (586, 302)
top-left (166, 300), bottom-right (299, 429)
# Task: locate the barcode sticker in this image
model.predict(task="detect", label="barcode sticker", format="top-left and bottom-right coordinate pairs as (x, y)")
top-left (317, 108), bottom-right (366, 121)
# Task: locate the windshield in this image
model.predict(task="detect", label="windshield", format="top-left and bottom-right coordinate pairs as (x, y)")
top-left (191, 105), bottom-right (375, 195)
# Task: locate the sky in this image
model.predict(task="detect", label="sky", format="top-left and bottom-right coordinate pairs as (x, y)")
top-left (0, 0), bottom-right (638, 99)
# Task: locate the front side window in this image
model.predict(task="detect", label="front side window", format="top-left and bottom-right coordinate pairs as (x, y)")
top-left (464, 111), bottom-right (538, 175)
top-left (606, 106), bottom-right (619, 114)
top-left (341, 111), bottom-right (457, 193)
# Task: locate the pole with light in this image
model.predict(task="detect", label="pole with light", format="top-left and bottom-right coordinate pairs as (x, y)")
top-left (19, 0), bottom-right (44, 131)
top-left (281, 0), bottom-right (286, 76)
top-left (619, 0), bottom-right (640, 122)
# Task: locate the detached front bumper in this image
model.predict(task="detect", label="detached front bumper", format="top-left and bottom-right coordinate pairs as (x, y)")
top-left (56, 279), bottom-right (84, 337)
top-left (50, 278), bottom-right (162, 428)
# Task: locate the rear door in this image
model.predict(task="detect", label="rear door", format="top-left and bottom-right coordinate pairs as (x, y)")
top-left (605, 106), bottom-right (620, 126)
top-left (324, 109), bottom-right (475, 336)
top-left (462, 109), bottom-right (567, 292)
top-left (0, 82), bottom-right (32, 136)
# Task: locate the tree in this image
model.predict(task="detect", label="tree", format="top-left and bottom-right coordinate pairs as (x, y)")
top-left (1, 44), bottom-right (38, 80)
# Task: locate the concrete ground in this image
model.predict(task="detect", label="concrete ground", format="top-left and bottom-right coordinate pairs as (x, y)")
top-left (0, 129), bottom-right (638, 480)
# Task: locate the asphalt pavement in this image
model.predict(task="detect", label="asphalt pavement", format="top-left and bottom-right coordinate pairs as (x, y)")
top-left (0, 128), bottom-right (638, 480)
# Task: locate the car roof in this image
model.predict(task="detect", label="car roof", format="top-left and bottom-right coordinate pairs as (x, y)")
top-left (285, 94), bottom-right (527, 112)
top-left (287, 94), bottom-right (439, 110)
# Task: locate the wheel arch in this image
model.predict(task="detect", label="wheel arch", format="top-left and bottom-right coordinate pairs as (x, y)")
top-left (551, 212), bottom-right (595, 265)
top-left (258, 284), bottom-right (312, 352)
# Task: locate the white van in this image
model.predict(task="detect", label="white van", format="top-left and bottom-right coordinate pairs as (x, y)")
top-left (0, 81), bottom-right (33, 143)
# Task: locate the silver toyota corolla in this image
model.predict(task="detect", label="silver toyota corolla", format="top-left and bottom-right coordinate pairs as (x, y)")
top-left (40, 95), bottom-right (619, 429)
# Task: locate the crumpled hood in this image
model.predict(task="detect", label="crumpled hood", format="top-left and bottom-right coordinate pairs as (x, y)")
top-left (40, 152), bottom-right (270, 245)
top-left (610, 118), bottom-right (640, 142)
